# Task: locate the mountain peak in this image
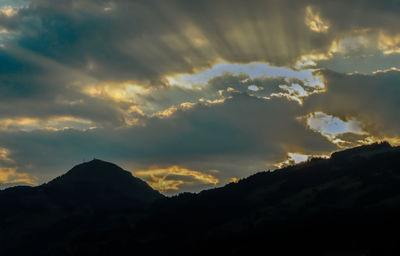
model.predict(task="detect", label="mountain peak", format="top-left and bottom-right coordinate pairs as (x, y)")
top-left (47, 159), bottom-right (132, 184)
top-left (44, 159), bottom-right (163, 203)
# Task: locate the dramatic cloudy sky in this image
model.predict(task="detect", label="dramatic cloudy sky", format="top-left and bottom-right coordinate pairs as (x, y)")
top-left (1, 0), bottom-right (400, 194)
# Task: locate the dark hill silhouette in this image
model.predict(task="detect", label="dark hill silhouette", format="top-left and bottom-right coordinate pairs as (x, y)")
top-left (0, 159), bottom-right (162, 213)
top-left (0, 159), bottom-right (163, 255)
top-left (2, 143), bottom-right (400, 256)
top-left (43, 159), bottom-right (162, 204)
top-left (330, 141), bottom-right (393, 160)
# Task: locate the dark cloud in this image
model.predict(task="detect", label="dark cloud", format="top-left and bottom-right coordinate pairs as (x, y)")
top-left (311, 0), bottom-right (400, 33)
top-left (304, 69), bottom-right (400, 139)
top-left (0, 0), bottom-right (398, 86)
top-left (0, 93), bottom-right (336, 186)
top-left (135, 73), bottom-right (287, 114)
top-left (316, 52), bottom-right (400, 74)
top-left (1, 0), bottom-right (398, 121)
top-left (0, 0), bottom-right (358, 84)
top-left (1, 0), bottom-right (400, 193)
top-left (0, 46), bottom-right (128, 126)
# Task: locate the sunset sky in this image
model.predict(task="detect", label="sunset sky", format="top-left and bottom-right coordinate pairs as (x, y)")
top-left (1, 0), bottom-right (400, 194)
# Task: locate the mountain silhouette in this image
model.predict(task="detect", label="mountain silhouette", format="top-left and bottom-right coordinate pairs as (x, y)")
top-left (2, 143), bottom-right (400, 256)
top-left (43, 159), bottom-right (162, 204)
top-left (0, 159), bottom-right (163, 255)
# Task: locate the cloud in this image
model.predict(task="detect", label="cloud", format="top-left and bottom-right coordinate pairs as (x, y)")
top-left (0, 167), bottom-right (36, 189)
top-left (0, 0), bottom-right (398, 85)
top-left (0, 0), bottom-right (399, 193)
top-left (0, 6), bottom-right (18, 17)
top-left (0, 147), bottom-right (37, 188)
top-left (0, 0), bottom-right (398, 127)
top-left (298, 111), bottom-right (366, 147)
top-left (2, 66), bottom-right (399, 193)
top-left (303, 69), bottom-right (400, 145)
top-left (0, 116), bottom-right (96, 131)
top-left (0, 0), bottom-right (367, 84)
top-left (0, 92), bottom-right (336, 190)
top-left (305, 6), bottom-right (329, 33)
top-left (133, 165), bottom-right (219, 194)
top-left (5, 62), bottom-right (400, 193)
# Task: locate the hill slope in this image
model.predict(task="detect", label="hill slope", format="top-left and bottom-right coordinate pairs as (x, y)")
top-left (145, 142), bottom-right (400, 253)
top-left (2, 143), bottom-right (400, 255)
top-left (74, 142), bottom-right (400, 255)
top-left (0, 159), bottom-right (163, 255)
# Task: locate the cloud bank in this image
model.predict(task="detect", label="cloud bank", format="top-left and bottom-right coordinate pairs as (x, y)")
top-left (1, 0), bottom-right (399, 193)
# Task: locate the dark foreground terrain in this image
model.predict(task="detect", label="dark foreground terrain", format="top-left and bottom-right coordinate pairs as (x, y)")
top-left (1, 142), bottom-right (400, 255)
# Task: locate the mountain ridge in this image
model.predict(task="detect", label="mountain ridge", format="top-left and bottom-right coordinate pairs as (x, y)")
top-left (2, 142), bottom-right (400, 255)
top-left (41, 158), bottom-right (163, 203)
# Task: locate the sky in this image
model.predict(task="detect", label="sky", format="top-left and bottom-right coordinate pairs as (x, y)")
top-left (0, 0), bottom-right (400, 195)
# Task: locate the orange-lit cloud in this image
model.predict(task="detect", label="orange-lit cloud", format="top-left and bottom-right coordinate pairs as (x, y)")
top-left (0, 167), bottom-right (37, 186)
top-left (0, 148), bottom-right (37, 187)
top-left (295, 53), bottom-right (330, 68)
top-left (305, 6), bottom-right (329, 33)
top-left (152, 102), bottom-right (196, 119)
top-left (296, 29), bottom-right (400, 71)
top-left (134, 165), bottom-right (219, 193)
top-left (330, 35), bottom-right (371, 55)
top-left (83, 82), bottom-right (149, 104)
top-left (378, 32), bottom-right (400, 55)
top-left (372, 67), bottom-right (400, 74)
top-left (0, 147), bottom-right (13, 163)
top-left (355, 136), bottom-right (400, 147)
top-left (229, 177), bottom-right (239, 183)
top-left (0, 5), bottom-right (18, 17)
top-left (0, 116), bottom-right (96, 131)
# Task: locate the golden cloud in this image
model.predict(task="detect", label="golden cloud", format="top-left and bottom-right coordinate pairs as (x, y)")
top-left (305, 6), bottom-right (329, 33)
top-left (0, 6), bottom-right (18, 17)
top-left (295, 28), bottom-right (400, 69)
top-left (134, 165), bottom-right (219, 193)
top-left (152, 102), bottom-right (197, 119)
top-left (0, 148), bottom-right (13, 163)
top-left (0, 167), bottom-right (37, 186)
top-left (83, 82), bottom-right (149, 104)
top-left (0, 116), bottom-right (95, 131)
top-left (229, 177), bottom-right (239, 183)
top-left (295, 53), bottom-right (331, 68)
top-left (378, 32), bottom-right (400, 55)
top-left (356, 136), bottom-right (400, 147)
top-left (0, 149), bottom-right (37, 186)
top-left (372, 67), bottom-right (400, 74)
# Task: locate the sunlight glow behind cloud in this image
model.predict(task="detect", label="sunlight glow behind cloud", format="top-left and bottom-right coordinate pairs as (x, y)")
top-left (133, 166), bottom-right (219, 193)
top-left (166, 62), bottom-right (325, 89)
top-left (0, 117), bottom-right (96, 131)
top-left (1, 0), bottom-right (400, 193)
top-left (305, 6), bottom-right (329, 33)
top-left (302, 112), bottom-right (365, 146)
top-left (0, 167), bottom-right (36, 188)
top-left (0, 147), bottom-right (37, 188)
top-left (275, 152), bottom-right (329, 169)
top-left (0, 5), bottom-right (18, 17)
